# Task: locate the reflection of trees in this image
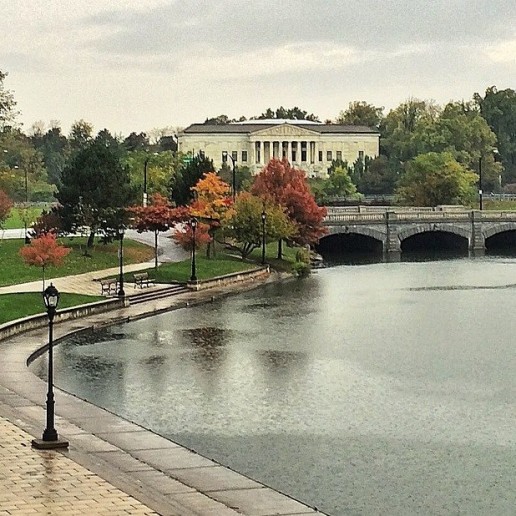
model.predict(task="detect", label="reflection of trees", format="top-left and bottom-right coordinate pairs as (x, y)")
top-left (180, 327), bottom-right (229, 374)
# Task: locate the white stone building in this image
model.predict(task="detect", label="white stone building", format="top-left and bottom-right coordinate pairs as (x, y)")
top-left (178, 120), bottom-right (380, 177)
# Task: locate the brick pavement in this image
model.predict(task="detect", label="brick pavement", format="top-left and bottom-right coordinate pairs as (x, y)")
top-left (0, 415), bottom-right (157, 516)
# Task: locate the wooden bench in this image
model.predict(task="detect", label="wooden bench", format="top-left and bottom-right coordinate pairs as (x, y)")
top-left (100, 278), bottom-right (118, 295)
top-left (133, 272), bottom-right (154, 289)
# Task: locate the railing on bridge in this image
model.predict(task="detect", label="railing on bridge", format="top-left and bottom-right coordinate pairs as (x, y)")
top-left (324, 206), bottom-right (516, 224)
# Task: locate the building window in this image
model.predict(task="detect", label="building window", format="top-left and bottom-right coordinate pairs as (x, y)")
top-left (336, 151), bottom-right (342, 161)
top-left (242, 150), bottom-right (248, 162)
top-left (232, 151), bottom-right (238, 162)
top-left (318, 151), bottom-right (323, 162)
top-left (327, 150), bottom-right (332, 161)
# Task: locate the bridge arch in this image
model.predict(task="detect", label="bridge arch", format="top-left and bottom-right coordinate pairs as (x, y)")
top-left (398, 224), bottom-right (470, 252)
top-left (318, 225), bottom-right (386, 255)
top-left (483, 222), bottom-right (516, 240)
top-left (323, 225), bottom-right (386, 248)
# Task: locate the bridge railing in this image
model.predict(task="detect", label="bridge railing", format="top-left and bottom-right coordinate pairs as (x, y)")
top-left (324, 209), bottom-right (516, 224)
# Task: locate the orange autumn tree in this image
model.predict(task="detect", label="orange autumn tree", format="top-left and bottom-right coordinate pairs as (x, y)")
top-left (190, 172), bottom-right (234, 258)
top-left (129, 193), bottom-right (182, 270)
top-left (19, 232), bottom-right (71, 290)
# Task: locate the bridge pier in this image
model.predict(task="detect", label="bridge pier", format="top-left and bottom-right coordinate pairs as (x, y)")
top-left (470, 211), bottom-right (486, 253)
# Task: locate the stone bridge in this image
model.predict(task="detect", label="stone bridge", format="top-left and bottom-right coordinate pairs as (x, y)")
top-left (322, 206), bottom-right (516, 256)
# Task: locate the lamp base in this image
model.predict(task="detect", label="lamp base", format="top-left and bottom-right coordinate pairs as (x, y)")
top-left (32, 437), bottom-right (69, 450)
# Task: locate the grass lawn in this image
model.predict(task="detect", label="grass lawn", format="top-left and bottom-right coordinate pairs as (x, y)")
top-left (484, 200), bottom-right (516, 211)
top-left (2, 206), bottom-right (46, 229)
top-left (0, 292), bottom-right (103, 325)
top-left (0, 237), bottom-right (154, 287)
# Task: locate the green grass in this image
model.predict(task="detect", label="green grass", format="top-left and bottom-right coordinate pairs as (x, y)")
top-left (2, 206), bottom-right (45, 229)
top-left (0, 292), bottom-right (103, 325)
top-left (0, 237), bottom-right (154, 287)
top-left (483, 200), bottom-right (516, 211)
top-left (153, 252), bottom-right (257, 283)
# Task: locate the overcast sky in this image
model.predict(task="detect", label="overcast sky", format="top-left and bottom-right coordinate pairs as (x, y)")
top-left (1, 0), bottom-right (515, 135)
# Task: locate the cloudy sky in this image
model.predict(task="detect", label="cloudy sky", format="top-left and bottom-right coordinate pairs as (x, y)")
top-left (1, 0), bottom-right (515, 135)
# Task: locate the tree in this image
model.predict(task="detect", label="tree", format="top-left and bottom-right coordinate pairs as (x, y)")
top-left (336, 101), bottom-right (384, 127)
top-left (357, 155), bottom-right (398, 194)
top-left (129, 193), bottom-right (178, 269)
top-left (69, 119), bottom-right (93, 151)
top-left (19, 232), bottom-right (71, 290)
top-left (253, 107), bottom-right (320, 121)
top-left (223, 193), bottom-right (294, 260)
top-left (251, 159), bottom-right (327, 256)
top-left (474, 87), bottom-right (516, 183)
top-left (124, 132), bottom-right (149, 151)
top-left (30, 125), bottom-right (69, 186)
top-left (190, 172), bottom-right (233, 258)
top-left (324, 164), bottom-right (357, 198)
top-left (56, 138), bottom-right (136, 247)
top-left (0, 70), bottom-right (20, 130)
top-left (171, 220), bottom-right (211, 251)
top-left (169, 152), bottom-right (215, 206)
top-left (0, 189), bottom-right (13, 229)
top-left (395, 152), bottom-right (477, 206)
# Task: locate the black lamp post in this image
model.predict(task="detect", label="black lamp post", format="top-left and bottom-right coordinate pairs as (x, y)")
top-left (118, 227), bottom-right (125, 297)
top-left (32, 284), bottom-right (69, 449)
top-left (143, 157), bottom-right (149, 207)
top-left (261, 209), bottom-right (267, 265)
top-left (222, 150), bottom-right (236, 202)
top-left (478, 156), bottom-right (483, 211)
top-left (190, 218), bottom-right (198, 282)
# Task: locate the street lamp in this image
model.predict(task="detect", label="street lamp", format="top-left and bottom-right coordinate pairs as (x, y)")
top-left (478, 156), bottom-right (483, 211)
top-left (32, 284), bottom-right (69, 449)
top-left (222, 150), bottom-right (236, 202)
top-left (190, 218), bottom-right (198, 282)
top-left (143, 152), bottom-right (159, 207)
top-left (118, 227), bottom-right (125, 297)
top-left (261, 208), bottom-right (267, 265)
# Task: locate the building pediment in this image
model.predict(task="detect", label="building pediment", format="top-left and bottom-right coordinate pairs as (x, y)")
top-left (251, 124), bottom-right (320, 138)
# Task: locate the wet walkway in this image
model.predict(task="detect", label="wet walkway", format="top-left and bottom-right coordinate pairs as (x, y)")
top-left (0, 268), bottom-right (323, 515)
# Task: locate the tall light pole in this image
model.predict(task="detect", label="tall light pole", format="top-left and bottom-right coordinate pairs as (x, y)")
top-left (478, 156), bottom-right (483, 211)
top-left (118, 227), bottom-right (125, 297)
top-left (261, 208), bottom-right (267, 265)
top-left (143, 152), bottom-right (159, 207)
top-left (32, 284), bottom-right (69, 449)
top-left (222, 151), bottom-right (236, 202)
top-left (190, 218), bottom-right (198, 282)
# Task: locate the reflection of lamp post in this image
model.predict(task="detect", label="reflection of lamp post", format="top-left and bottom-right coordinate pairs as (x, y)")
top-left (261, 208), bottom-right (266, 265)
top-left (118, 227), bottom-right (125, 297)
top-left (222, 150), bottom-right (236, 202)
top-left (190, 218), bottom-right (197, 282)
top-left (32, 284), bottom-right (69, 449)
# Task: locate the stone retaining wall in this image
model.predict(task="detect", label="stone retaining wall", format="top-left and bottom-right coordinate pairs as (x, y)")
top-left (0, 298), bottom-right (126, 343)
top-left (187, 265), bottom-right (270, 291)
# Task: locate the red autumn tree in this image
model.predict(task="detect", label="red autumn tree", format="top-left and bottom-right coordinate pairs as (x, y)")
top-left (128, 193), bottom-right (181, 269)
top-left (171, 220), bottom-right (211, 251)
top-left (251, 158), bottom-right (327, 257)
top-left (0, 189), bottom-right (13, 229)
top-left (19, 232), bottom-right (71, 290)
top-left (190, 172), bottom-right (233, 258)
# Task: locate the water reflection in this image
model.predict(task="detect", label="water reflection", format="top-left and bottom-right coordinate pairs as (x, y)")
top-left (33, 256), bottom-right (516, 516)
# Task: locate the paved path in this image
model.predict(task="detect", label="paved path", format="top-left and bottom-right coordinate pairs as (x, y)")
top-left (0, 268), bottom-right (325, 515)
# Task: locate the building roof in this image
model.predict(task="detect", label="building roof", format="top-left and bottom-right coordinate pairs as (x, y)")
top-left (182, 122), bottom-right (379, 135)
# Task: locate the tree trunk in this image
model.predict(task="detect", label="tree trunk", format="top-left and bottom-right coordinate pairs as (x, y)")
top-left (42, 265), bottom-right (45, 292)
top-left (277, 238), bottom-right (283, 259)
top-left (87, 230), bottom-right (95, 248)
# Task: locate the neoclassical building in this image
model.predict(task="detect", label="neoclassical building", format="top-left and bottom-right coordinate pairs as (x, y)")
top-left (178, 120), bottom-right (380, 177)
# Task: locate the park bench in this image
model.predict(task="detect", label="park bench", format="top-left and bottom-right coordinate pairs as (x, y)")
top-left (133, 272), bottom-right (154, 289)
top-left (100, 277), bottom-right (118, 296)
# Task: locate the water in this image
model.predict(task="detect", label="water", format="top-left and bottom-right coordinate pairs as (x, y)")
top-left (32, 257), bottom-right (516, 515)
